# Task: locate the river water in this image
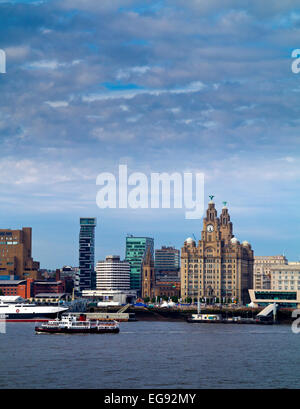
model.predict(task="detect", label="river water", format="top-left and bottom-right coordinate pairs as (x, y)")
top-left (0, 320), bottom-right (299, 389)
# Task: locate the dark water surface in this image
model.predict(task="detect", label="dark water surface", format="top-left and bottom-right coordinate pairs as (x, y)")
top-left (0, 321), bottom-right (299, 389)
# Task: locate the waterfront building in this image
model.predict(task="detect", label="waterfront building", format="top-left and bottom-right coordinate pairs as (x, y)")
top-left (30, 293), bottom-right (69, 304)
top-left (248, 289), bottom-right (300, 309)
top-left (0, 278), bottom-right (33, 298)
top-left (32, 280), bottom-right (65, 297)
top-left (254, 255), bottom-right (288, 289)
top-left (96, 255), bottom-right (130, 291)
top-left (141, 248), bottom-right (155, 300)
top-left (0, 227), bottom-right (40, 280)
top-left (125, 236), bottom-right (154, 294)
top-left (155, 246), bottom-right (180, 280)
top-left (181, 198), bottom-right (254, 305)
top-left (77, 218), bottom-right (97, 292)
top-left (270, 263), bottom-right (300, 291)
top-left (81, 289), bottom-right (137, 304)
top-left (154, 281), bottom-right (180, 300)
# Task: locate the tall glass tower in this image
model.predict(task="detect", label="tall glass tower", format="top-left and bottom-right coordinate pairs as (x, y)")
top-left (78, 217), bottom-right (97, 292)
top-left (125, 236), bottom-right (154, 294)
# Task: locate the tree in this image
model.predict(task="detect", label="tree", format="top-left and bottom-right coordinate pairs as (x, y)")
top-left (143, 297), bottom-right (150, 304)
top-left (186, 297), bottom-right (192, 304)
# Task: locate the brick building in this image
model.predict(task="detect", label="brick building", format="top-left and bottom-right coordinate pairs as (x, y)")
top-left (0, 228), bottom-right (40, 280)
top-left (32, 281), bottom-right (65, 297)
top-left (0, 278), bottom-right (33, 298)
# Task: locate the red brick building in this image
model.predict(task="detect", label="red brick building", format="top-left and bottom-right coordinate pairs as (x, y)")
top-left (0, 278), bottom-right (33, 298)
top-left (32, 281), bottom-right (65, 297)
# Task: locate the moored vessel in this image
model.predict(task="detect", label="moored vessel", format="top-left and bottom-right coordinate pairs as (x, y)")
top-left (35, 313), bottom-right (120, 334)
top-left (0, 296), bottom-right (68, 322)
top-left (187, 313), bottom-right (224, 323)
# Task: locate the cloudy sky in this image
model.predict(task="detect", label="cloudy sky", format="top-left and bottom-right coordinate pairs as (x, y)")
top-left (1, 0), bottom-right (300, 268)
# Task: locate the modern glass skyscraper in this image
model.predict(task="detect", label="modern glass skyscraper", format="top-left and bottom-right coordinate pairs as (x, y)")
top-left (78, 217), bottom-right (97, 292)
top-left (125, 236), bottom-right (154, 294)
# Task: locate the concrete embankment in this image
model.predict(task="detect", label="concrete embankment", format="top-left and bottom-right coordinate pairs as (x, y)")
top-left (86, 305), bottom-right (295, 323)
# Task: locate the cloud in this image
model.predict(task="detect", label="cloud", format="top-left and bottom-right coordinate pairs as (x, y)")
top-left (45, 100), bottom-right (69, 108)
top-left (1, 0), bottom-right (300, 266)
top-left (82, 81), bottom-right (206, 101)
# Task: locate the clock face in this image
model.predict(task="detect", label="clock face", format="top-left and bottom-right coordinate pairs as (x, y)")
top-left (207, 224), bottom-right (214, 232)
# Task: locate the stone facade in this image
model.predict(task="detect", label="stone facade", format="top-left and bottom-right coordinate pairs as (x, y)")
top-left (270, 263), bottom-right (300, 291)
top-left (141, 248), bottom-right (155, 299)
top-left (253, 255), bottom-right (288, 290)
top-left (180, 199), bottom-right (254, 305)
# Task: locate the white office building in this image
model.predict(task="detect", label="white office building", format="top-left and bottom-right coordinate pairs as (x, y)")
top-left (271, 263), bottom-right (300, 291)
top-left (96, 255), bottom-right (130, 291)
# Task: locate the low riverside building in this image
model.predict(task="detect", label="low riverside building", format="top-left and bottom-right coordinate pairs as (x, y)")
top-left (0, 279), bottom-right (33, 298)
top-left (30, 293), bottom-right (70, 304)
top-left (154, 282), bottom-right (180, 300)
top-left (81, 289), bottom-right (137, 305)
top-left (33, 280), bottom-right (65, 296)
top-left (248, 289), bottom-right (300, 309)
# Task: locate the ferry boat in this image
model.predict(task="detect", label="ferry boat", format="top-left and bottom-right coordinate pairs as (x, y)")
top-left (35, 314), bottom-right (120, 334)
top-left (0, 297), bottom-right (68, 322)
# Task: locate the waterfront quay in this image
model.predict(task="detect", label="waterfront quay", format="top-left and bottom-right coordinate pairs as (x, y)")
top-left (86, 304), bottom-right (294, 324)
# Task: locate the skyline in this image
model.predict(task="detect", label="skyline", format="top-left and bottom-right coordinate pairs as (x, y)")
top-left (3, 197), bottom-right (298, 271)
top-left (0, 0), bottom-right (300, 268)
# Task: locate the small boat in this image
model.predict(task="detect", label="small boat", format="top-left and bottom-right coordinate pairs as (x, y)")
top-left (187, 313), bottom-right (224, 323)
top-left (35, 314), bottom-right (120, 334)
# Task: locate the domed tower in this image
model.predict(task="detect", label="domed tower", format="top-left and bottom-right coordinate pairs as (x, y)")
top-left (201, 195), bottom-right (221, 243)
top-left (219, 201), bottom-right (233, 244)
top-left (180, 196), bottom-right (254, 305)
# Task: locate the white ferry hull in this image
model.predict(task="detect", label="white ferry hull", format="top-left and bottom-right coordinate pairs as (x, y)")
top-left (0, 305), bottom-right (69, 322)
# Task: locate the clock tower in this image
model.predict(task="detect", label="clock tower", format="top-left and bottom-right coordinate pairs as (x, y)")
top-left (181, 196), bottom-right (254, 305)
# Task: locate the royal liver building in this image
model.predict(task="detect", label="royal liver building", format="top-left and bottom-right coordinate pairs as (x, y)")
top-left (181, 198), bottom-right (254, 305)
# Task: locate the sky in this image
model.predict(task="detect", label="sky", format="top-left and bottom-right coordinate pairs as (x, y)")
top-left (0, 0), bottom-right (300, 269)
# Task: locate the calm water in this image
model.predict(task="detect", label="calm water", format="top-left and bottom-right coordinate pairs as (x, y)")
top-left (0, 320), bottom-right (299, 389)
